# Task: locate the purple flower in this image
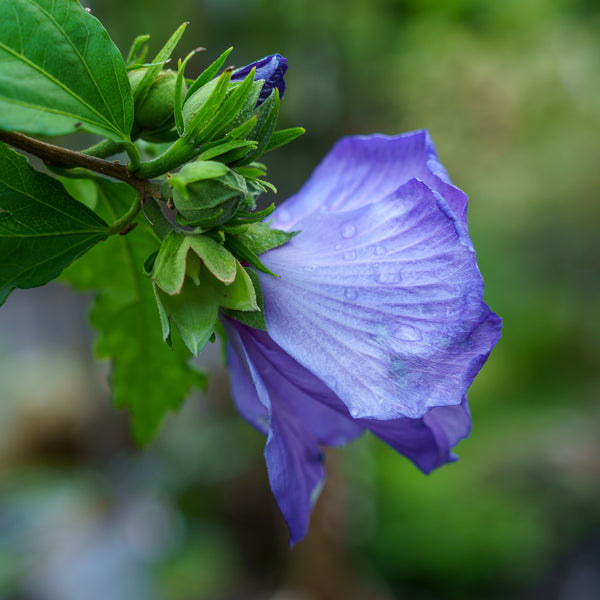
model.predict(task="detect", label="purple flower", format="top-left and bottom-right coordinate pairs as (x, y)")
top-left (223, 130), bottom-right (502, 544)
top-left (231, 54), bottom-right (288, 106)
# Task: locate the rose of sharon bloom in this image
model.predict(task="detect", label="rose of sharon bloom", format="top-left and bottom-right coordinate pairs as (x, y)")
top-left (231, 54), bottom-right (288, 106)
top-left (223, 130), bottom-right (502, 544)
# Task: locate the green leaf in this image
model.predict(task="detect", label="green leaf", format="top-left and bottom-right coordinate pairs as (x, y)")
top-left (60, 178), bottom-right (206, 444)
top-left (0, 143), bottom-right (108, 306)
top-left (0, 0), bottom-right (133, 141)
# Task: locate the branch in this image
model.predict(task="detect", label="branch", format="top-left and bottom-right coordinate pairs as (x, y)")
top-left (0, 130), bottom-right (148, 193)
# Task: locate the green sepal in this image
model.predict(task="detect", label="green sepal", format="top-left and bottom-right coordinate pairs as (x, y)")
top-left (234, 221), bottom-right (298, 256)
top-left (196, 140), bottom-right (257, 162)
top-left (222, 268), bottom-right (267, 331)
top-left (183, 68), bottom-right (232, 141)
top-left (233, 90), bottom-right (280, 167)
top-left (174, 48), bottom-right (203, 135)
top-left (264, 127), bottom-right (306, 153)
top-left (154, 261), bottom-right (258, 355)
top-left (153, 231), bottom-right (238, 295)
top-left (224, 235), bottom-right (277, 277)
top-left (133, 23), bottom-right (187, 109)
top-left (168, 161), bottom-right (229, 196)
top-left (184, 47), bottom-right (233, 102)
top-left (126, 34), bottom-right (151, 67)
top-left (171, 164), bottom-right (249, 227)
top-left (194, 70), bottom-right (257, 142)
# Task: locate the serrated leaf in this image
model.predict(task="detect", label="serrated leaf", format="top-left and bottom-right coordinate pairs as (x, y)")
top-left (0, 0), bottom-right (133, 141)
top-left (0, 143), bottom-right (108, 305)
top-left (60, 178), bottom-right (206, 444)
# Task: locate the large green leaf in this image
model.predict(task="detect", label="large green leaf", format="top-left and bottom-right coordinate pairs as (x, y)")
top-left (0, 143), bottom-right (108, 305)
top-left (0, 0), bottom-right (133, 140)
top-left (60, 178), bottom-right (206, 444)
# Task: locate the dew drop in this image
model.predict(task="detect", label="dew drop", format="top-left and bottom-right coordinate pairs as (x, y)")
top-left (334, 243), bottom-right (343, 251)
top-left (341, 223), bottom-right (357, 238)
top-left (374, 244), bottom-right (386, 256)
top-left (392, 324), bottom-right (423, 342)
top-left (344, 287), bottom-right (358, 300)
top-left (373, 263), bottom-right (402, 285)
top-left (343, 250), bottom-right (356, 261)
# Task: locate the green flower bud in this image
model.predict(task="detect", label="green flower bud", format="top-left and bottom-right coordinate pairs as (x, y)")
top-left (129, 68), bottom-right (183, 136)
top-left (169, 161), bottom-right (249, 228)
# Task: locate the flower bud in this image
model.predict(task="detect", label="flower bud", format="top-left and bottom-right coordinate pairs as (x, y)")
top-left (170, 162), bottom-right (249, 228)
top-left (231, 54), bottom-right (288, 106)
top-left (128, 68), bottom-right (182, 135)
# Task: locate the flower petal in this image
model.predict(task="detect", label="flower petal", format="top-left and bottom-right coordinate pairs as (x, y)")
top-left (231, 54), bottom-right (288, 105)
top-left (257, 178), bottom-right (502, 420)
top-left (361, 397), bottom-right (472, 474)
top-left (225, 321), bottom-right (362, 544)
top-left (271, 130), bottom-right (469, 230)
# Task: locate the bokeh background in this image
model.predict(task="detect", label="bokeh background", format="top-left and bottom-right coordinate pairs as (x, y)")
top-left (1, 0), bottom-right (599, 598)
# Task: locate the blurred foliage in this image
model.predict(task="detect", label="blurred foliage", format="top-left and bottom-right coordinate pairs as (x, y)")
top-left (1, 0), bottom-right (599, 598)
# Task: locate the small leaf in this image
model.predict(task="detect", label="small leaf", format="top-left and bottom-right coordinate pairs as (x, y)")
top-left (0, 0), bottom-right (133, 140)
top-left (0, 143), bottom-right (108, 305)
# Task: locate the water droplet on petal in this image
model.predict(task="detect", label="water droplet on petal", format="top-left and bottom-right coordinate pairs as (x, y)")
top-left (341, 223), bottom-right (357, 238)
top-left (344, 287), bottom-right (358, 300)
top-left (343, 250), bottom-right (356, 261)
top-left (374, 245), bottom-right (386, 256)
top-left (373, 263), bottom-right (402, 285)
top-left (392, 324), bottom-right (423, 342)
top-left (334, 243), bottom-right (343, 251)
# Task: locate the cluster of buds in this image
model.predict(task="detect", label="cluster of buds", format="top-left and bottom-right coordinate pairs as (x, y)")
top-left (125, 28), bottom-right (302, 356)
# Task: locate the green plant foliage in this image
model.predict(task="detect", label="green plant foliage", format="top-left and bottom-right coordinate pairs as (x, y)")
top-left (0, 0), bottom-right (133, 140)
top-left (0, 143), bottom-right (108, 305)
top-left (60, 178), bottom-right (206, 444)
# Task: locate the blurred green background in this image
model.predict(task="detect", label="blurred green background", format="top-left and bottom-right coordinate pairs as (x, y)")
top-left (1, 0), bottom-right (599, 598)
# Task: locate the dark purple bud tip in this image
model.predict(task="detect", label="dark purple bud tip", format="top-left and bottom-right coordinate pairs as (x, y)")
top-left (232, 54), bottom-right (288, 106)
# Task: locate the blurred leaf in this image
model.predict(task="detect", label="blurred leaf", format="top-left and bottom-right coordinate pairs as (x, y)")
top-left (61, 178), bottom-right (206, 444)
